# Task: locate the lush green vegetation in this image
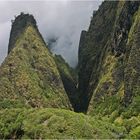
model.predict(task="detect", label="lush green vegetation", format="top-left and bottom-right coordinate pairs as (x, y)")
top-left (78, 0), bottom-right (140, 118)
top-left (0, 2), bottom-right (140, 139)
top-left (0, 108), bottom-right (127, 139)
top-left (78, 2), bottom-right (140, 138)
top-left (0, 14), bottom-right (71, 109)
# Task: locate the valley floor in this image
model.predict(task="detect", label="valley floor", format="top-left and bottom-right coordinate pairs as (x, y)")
top-left (0, 108), bottom-right (139, 139)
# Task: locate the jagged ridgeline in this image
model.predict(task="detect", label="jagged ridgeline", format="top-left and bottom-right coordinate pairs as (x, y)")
top-left (0, 13), bottom-right (127, 139)
top-left (78, 0), bottom-right (140, 118)
top-left (0, 13), bottom-right (71, 109)
top-left (0, 1), bottom-right (140, 139)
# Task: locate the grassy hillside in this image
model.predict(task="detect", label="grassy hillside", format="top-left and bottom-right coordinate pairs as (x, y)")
top-left (0, 14), bottom-right (71, 109)
top-left (78, 2), bottom-right (140, 137)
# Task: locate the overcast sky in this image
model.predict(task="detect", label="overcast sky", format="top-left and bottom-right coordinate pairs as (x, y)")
top-left (0, 0), bottom-right (102, 67)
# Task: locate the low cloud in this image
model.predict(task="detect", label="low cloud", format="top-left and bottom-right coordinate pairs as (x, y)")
top-left (0, 0), bottom-right (102, 67)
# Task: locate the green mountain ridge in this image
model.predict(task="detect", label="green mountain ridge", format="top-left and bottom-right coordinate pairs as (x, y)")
top-left (78, 1), bottom-right (140, 116)
top-left (0, 13), bottom-right (71, 109)
top-left (0, 1), bottom-right (140, 139)
top-left (77, 1), bottom-right (140, 138)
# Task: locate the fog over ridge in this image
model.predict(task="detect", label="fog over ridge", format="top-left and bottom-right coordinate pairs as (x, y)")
top-left (0, 1), bottom-right (102, 67)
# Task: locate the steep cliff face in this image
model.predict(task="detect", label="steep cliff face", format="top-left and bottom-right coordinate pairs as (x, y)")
top-left (0, 2), bottom-right (140, 138)
top-left (54, 55), bottom-right (79, 111)
top-left (124, 6), bottom-right (140, 111)
top-left (78, 1), bottom-right (119, 112)
top-left (78, 0), bottom-right (140, 117)
top-left (0, 13), bottom-right (71, 109)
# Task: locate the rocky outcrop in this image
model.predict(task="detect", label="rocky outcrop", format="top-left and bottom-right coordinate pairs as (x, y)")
top-left (8, 13), bottom-right (45, 54)
top-left (111, 1), bottom-right (139, 57)
top-left (0, 2), bottom-right (140, 139)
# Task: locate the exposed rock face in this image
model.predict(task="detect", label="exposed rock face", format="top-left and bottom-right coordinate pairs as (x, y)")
top-left (9, 13), bottom-right (35, 53)
top-left (78, 1), bottom-right (140, 116)
top-left (111, 1), bottom-right (139, 57)
top-left (124, 7), bottom-right (140, 107)
top-left (0, 13), bottom-right (71, 109)
top-left (0, 2), bottom-right (140, 138)
top-left (78, 1), bottom-right (119, 112)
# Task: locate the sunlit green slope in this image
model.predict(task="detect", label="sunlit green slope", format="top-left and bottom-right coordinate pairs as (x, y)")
top-left (0, 14), bottom-right (71, 109)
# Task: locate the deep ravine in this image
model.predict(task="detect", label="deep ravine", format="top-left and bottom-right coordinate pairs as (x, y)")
top-left (0, 1), bottom-right (140, 139)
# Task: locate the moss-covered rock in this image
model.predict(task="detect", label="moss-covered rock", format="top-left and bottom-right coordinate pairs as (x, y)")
top-left (0, 13), bottom-right (71, 109)
top-left (0, 2), bottom-right (140, 139)
top-left (77, 1), bottom-right (140, 118)
top-left (78, 1), bottom-right (119, 112)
